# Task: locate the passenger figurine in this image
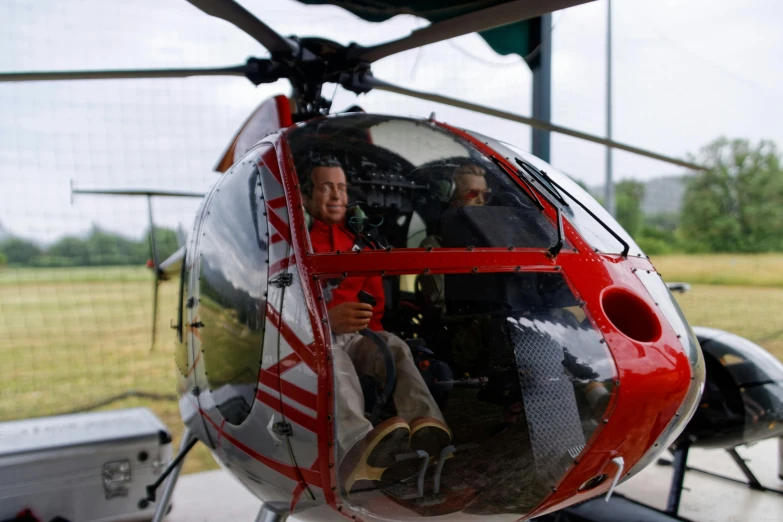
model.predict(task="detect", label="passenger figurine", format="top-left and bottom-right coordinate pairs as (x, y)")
top-left (419, 163), bottom-right (490, 313)
top-left (448, 163), bottom-right (492, 208)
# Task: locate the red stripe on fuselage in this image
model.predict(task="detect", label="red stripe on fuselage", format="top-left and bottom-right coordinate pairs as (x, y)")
top-left (256, 389), bottom-right (318, 433)
top-left (269, 353), bottom-right (302, 375)
top-left (267, 196), bottom-right (286, 209)
top-left (269, 255), bottom-right (295, 276)
top-left (199, 406), bottom-right (322, 487)
top-left (259, 369), bottom-right (317, 411)
top-left (266, 203), bottom-right (291, 245)
top-left (265, 303), bottom-right (317, 372)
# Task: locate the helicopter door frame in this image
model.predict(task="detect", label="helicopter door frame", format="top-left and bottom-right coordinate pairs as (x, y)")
top-left (274, 135), bottom-right (341, 509)
top-left (254, 143), bottom-right (325, 509)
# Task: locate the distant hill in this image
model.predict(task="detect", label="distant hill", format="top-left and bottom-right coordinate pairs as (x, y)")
top-left (0, 221), bottom-right (9, 242)
top-left (641, 176), bottom-right (687, 216)
top-left (591, 175), bottom-right (688, 217)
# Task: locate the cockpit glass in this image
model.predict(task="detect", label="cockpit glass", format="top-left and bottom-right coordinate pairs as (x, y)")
top-left (464, 131), bottom-right (646, 257)
top-left (286, 114), bottom-right (570, 252)
top-left (326, 269), bottom-right (617, 520)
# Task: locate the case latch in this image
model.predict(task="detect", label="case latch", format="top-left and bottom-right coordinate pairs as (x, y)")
top-left (103, 459), bottom-right (131, 499)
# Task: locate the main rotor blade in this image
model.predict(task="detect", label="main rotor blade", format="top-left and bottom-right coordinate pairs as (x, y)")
top-left (368, 78), bottom-right (705, 171)
top-left (73, 188), bottom-right (205, 198)
top-left (0, 65), bottom-right (250, 83)
top-left (355, 0), bottom-right (594, 63)
top-left (184, 0), bottom-right (298, 56)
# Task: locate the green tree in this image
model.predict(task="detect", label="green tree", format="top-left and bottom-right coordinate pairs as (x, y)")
top-left (681, 137), bottom-right (783, 252)
top-left (0, 252), bottom-right (7, 267)
top-left (615, 180), bottom-right (645, 238)
top-left (140, 226), bottom-right (180, 265)
top-left (47, 236), bottom-right (89, 265)
top-left (85, 226), bottom-right (145, 265)
top-left (645, 212), bottom-right (679, 233)
top-left (0, 237), bottom-right (42, 265)
top-left (152, 226), bottom-right (180, 262)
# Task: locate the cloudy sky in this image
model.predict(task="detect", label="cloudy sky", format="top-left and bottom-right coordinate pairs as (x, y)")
top-left (1, 0), bottom-right (781, 243)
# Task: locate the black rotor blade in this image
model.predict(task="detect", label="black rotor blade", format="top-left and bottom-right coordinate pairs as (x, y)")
top-left (366, 77), bottom-right (705, 171)
top-left (0, 65), bottom-right (251, 83)
top-left (147, 196), bottom-right (161, 350)
top-left (184, 0), bottom-right (298, 56)
top-left (355, 0), bottom-right (595, 63)
top-left (152, 278), bottom-right (160, 350)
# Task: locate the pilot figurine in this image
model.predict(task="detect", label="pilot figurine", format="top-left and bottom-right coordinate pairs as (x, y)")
top-left (301, 157), bottom-right (452, 495)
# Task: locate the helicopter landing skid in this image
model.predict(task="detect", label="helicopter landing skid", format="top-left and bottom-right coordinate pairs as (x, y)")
top-left (657, 445), bottom-right (783, 517)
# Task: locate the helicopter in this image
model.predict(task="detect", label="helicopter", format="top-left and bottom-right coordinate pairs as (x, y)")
top-left (2, 1), bottom-right (709, 521)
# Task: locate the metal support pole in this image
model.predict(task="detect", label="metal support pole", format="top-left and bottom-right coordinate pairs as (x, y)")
top-left (727, 447), bottom-right (764, 490)
top-left (665, 442), bottom-right (690, 516)
top-left (657, 451), bottom-right (783, 496)
top-left (150, 428), bottom-right (194, 522)
top-left (530, 14), bottom-right (552, 163)
top-left (779, 436), bottom-right (783, 480)
top-left (604, 0), bottom-right (615, 216)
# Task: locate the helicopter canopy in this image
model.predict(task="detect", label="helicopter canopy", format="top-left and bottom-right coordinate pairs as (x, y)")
top-left (285, 114), bottom-right (626, 518)
top-left (286, 113), bottom-right (645, 258)
top-left (288, 114), bottom-right (570, 252)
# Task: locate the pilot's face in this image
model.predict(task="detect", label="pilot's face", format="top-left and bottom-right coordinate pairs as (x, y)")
top-left (306, 166), bottom-right (348, 224)
top-left (452, 174), bottom-right (490, 207)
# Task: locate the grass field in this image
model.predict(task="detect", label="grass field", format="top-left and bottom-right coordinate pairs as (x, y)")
top-left (1, 258), bottom-right (782, 475)
top-left (651, 253), bottom-right (783, 288)
top-left (0, 266), bottom-right (218, 474)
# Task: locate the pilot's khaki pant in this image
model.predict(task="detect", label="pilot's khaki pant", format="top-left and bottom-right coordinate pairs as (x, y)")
top-left (332, 331), bottom-right (447, 462)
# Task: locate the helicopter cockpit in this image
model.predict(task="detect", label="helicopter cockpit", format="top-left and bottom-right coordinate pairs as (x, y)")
top-left (286, 114), bottom-right (620, 518)
top-left (289, 115), bottom-right (569, 253)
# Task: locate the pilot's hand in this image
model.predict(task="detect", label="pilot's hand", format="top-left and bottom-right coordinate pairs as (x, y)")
top-left (328, 302), bottom-right (373, 334)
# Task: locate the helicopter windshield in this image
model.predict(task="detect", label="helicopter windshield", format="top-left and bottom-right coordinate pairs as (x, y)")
top-left (465, 131), bottom-right (646, 257)
top-left (327, 269), bottom-right (617, 519)
top-left (286, 114), bottom-right (569, 253)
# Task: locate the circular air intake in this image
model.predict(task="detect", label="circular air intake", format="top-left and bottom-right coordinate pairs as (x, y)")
top-left (601, 287), bottom-right (661, 343)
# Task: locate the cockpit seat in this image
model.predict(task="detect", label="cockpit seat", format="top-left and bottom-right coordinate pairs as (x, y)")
top-left (359, 336), bottom-right (454, 424)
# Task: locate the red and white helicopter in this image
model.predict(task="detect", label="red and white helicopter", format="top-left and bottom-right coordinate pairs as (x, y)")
top-left (3, 1), bottom-right (708, 521)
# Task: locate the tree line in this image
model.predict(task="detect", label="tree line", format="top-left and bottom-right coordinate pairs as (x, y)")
top-left (0, 226), bottom-right (180, 267)
top-left (616, 137), bottom-right (783, 254)
top-left (2, 137), bottom-right (780, 265)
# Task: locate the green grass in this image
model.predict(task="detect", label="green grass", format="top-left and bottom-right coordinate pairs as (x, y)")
top-left (0, 266), bottom-right (221, 475)
top-left (672, 284), bottom-right (783, 361)
top-left (652, 253), bottom-right (783, 288)
top-left (1, 263), bottom-right (782, 475)
top-left (0, 266), bottom-right (151, 286)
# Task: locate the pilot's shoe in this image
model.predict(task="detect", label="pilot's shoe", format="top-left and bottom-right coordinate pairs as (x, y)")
top-left (382, 416), bottom-right (453, 484)
top-left (409, 416), bottom-right (452, 457)
top-left (341, 416), bottom-right (410, 495)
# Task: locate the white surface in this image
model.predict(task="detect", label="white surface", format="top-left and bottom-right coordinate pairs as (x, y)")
top-left (617, 438), bottom-right (783, 522)
top-left (167, 438), bottom-right (783, 522)
top-left (0, 408), bottom-right (168, 456)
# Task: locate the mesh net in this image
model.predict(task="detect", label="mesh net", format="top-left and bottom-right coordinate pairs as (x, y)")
top-left (2, 0), bottom-right (782, 479)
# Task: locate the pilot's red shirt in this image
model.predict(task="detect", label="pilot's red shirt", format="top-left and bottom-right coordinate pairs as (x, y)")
top-left (309, 218), bottom-right (385, 331)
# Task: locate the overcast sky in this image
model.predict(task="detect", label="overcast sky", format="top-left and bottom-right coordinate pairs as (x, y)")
top-left (1, 0), bottom-right (782, 243)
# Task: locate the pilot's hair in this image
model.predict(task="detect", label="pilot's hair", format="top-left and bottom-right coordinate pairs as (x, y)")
top-left (300, 154), bottom-right (342, 197)
top-left (452, 163), bottom-right (486, 181)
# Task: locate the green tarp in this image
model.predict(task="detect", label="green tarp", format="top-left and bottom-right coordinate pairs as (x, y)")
top-left (296, 1), bottom-right (541, 65)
